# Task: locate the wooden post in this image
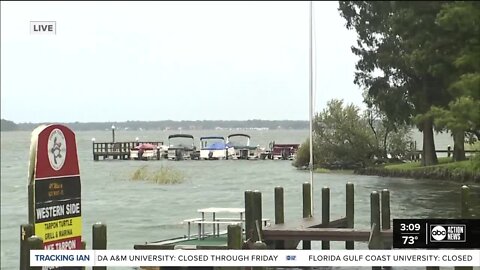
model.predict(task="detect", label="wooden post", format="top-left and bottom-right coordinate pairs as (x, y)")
top-left (252, 190), bottom-right (263, 242)
top-left (381, 189), bottom-right (392, 270)
top-left (369, 191), bottom-right (382, 270)
top-left (244, 190), bottom-right (254, 242)
top-left (227, 225), bottom-right (242, 270)
top-left (454, 186), bottom-right (473, 270)
top-left (227, 225), bottom-right (242, 249)
top-left (381, 189), bottom-right (391, 249)
top-left (252, 241), bottom-right (267, 270)
top-left (274, 186), bottom-right (285, 249)
top-left (274, 187), bottom-right (284, 225)
top-left (302, 182), bottom-right (311, 250)
top-left (20, 224), bottom-right (34, 270)
top-left (346, 182), bottom-right (354, 250)
top-left (92, 142), bottom-right (96, 161)
top-left (27, 235), bottom-right (43, 270)
top-left (93, 222), bottom-right (107, 270)
top-left (461, 185), bottom-right (470, 219)
top-left (81, 241), bottom-right (87, 270)
top-left (322, 187), bottom-right (330, 250)
top-left (303, 182), bottom-right (312, 218)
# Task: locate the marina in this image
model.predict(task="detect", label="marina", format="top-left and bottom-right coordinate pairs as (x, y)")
top-left (91, 134), bottom-right (300, 161)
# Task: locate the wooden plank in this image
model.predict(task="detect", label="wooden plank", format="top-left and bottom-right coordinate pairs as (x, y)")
top-left (266, 216), bottom-right (347, 231)
top-left (263, 228), bottom-right (392, 242)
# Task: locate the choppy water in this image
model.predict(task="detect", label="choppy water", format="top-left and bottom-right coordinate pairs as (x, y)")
top-left (1, 129), bottom-right (479, 270)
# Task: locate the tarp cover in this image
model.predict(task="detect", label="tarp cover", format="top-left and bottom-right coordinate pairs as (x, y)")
top-left (203, 142), bottom-right (232, 150)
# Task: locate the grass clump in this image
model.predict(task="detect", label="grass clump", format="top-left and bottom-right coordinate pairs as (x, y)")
top-left (131, 165), bottom-right (185, 184)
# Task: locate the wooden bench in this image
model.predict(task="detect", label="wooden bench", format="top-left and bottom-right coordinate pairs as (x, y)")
top-left (214, 217), bottom-right (271, 226)
top-left (182, 218), bottom-right (203, 239)
top-left (183, 216), bottom-right (271, 239)
top-left (193, 220), bottom-right (243, 238)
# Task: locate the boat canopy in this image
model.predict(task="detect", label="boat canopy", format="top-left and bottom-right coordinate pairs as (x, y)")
top-left (168, 134), bottom-right (194, 139)
top-left (273, 143), bottom-right (300, 148)
top-left (200, 136), bottom-right (224, 141)
top-left (203, 142), bottom-right (229, 150)
top-left (227, 134), bottom-right (251, 139)
top-left (133, 143), bottom-right (158, 150)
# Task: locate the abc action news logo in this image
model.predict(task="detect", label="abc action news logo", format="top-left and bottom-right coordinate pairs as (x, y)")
top-left (430, 224), bottom-right (466, 242)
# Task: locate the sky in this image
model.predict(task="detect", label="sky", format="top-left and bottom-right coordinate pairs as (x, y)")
top-left (1, 1), bottom-right (363, 123)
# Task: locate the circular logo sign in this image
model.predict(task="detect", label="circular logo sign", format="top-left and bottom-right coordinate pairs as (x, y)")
top-left (47, 128), bottom-right (67, 170)
top-left (431, 225), bottom-right (446, 241)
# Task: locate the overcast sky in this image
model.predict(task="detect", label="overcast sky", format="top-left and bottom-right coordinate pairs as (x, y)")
top-left (1, 1), bottom-right (363, 123)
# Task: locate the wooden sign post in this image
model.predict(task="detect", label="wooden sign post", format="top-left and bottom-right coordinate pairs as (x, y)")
top-left (28, 124), bottom-right (82, 250)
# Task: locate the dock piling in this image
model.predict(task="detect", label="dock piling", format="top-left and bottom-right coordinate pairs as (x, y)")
top-left (302, 182), bottom-right (312, 250)
top-left (369, 191), bottom-right (382, 270)
top-left (252, 241), bottom-right (267, 270)
top-left (227, 225), bottom-right (242, 249)
top-left (381, 189), bottom-right (391, 250)
top-left (244, 190), bottom-right (254, 242)
top-left (346, 182), bottom-right (354, 250)
top-left (369, 191), bottom-right (381, 249)
top-left (93, 222), bottom-right (107, 270)
top-left (27, 235), bottom-right (43, 270)
top-left (381, 189), bottom-right (392, 270)
top-left (274, 186), bottom-right (285, 249)
top-left (455, 186), bottom-right (473, 270)
top-left (322, 186), bottom-right (330, 250)
top-left (461, 185), bottom-right (470, 218)
top-left (252, 190), bottom-right (263, 242)
top-left (20, 224), bottom-right (34, 270)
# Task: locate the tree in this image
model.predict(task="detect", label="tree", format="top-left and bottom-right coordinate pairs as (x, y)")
top-left (294, 99), bottom-right (412, 169)
top-left (338, 1), bottom-right (456, 166)
top-left (429, 2), bottom-right (480, 161)
top-left (364, 101), bottom-right (413, 160)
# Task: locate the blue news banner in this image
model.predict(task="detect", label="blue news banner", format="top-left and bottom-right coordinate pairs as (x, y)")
top-left (393, 219), bottom-right (480, 249)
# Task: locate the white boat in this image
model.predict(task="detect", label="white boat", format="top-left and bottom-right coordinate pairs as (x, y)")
top-left (226, 134), bottom-right (261, 160)
top-left (167, 134), bottom-right (198, 160)
top-left (199, 136), bottom-right (235, 160)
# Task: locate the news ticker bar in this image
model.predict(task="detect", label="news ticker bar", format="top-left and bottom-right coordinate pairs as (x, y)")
top-left (393, 219), bottom-right (480, 248)
top-left (31, 250), bottom-right (480, 267)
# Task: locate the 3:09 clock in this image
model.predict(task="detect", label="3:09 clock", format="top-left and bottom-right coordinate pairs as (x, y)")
top-left (400, 223), bottom-right (421, 231)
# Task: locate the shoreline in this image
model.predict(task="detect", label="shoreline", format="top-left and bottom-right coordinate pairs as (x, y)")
top-left (354, 159), bottom-right (480, 183)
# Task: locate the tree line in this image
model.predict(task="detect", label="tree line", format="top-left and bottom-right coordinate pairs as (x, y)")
top-left (0, 119), bottom-right (309, 131)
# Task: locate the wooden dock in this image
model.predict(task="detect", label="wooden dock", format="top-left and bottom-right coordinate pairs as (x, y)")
top-left (92, 141), bottom-right (164, 161)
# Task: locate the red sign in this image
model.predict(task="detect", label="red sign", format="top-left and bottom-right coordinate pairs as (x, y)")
top-left (28, 124), bottom-right (82, 251)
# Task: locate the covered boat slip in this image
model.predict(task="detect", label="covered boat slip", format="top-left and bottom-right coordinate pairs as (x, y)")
top-left (227, 134), bottom-right (262, 160)
top-left (167, 134), bottom-right (197, 160)
top-left (199, 136), bottom-right (235, 160)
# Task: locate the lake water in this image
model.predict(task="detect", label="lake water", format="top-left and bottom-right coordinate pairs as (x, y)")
top-left (1, 129), bottom-right (479, 270)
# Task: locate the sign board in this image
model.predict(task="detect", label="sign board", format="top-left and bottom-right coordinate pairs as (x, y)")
top-left (28, 124), bottom-right (82, 251)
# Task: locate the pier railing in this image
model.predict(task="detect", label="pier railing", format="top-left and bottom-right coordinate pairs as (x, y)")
top-left (237, 183), bottom-right (473, 270)
top-left (92, 141), bottom-right (164, 161)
